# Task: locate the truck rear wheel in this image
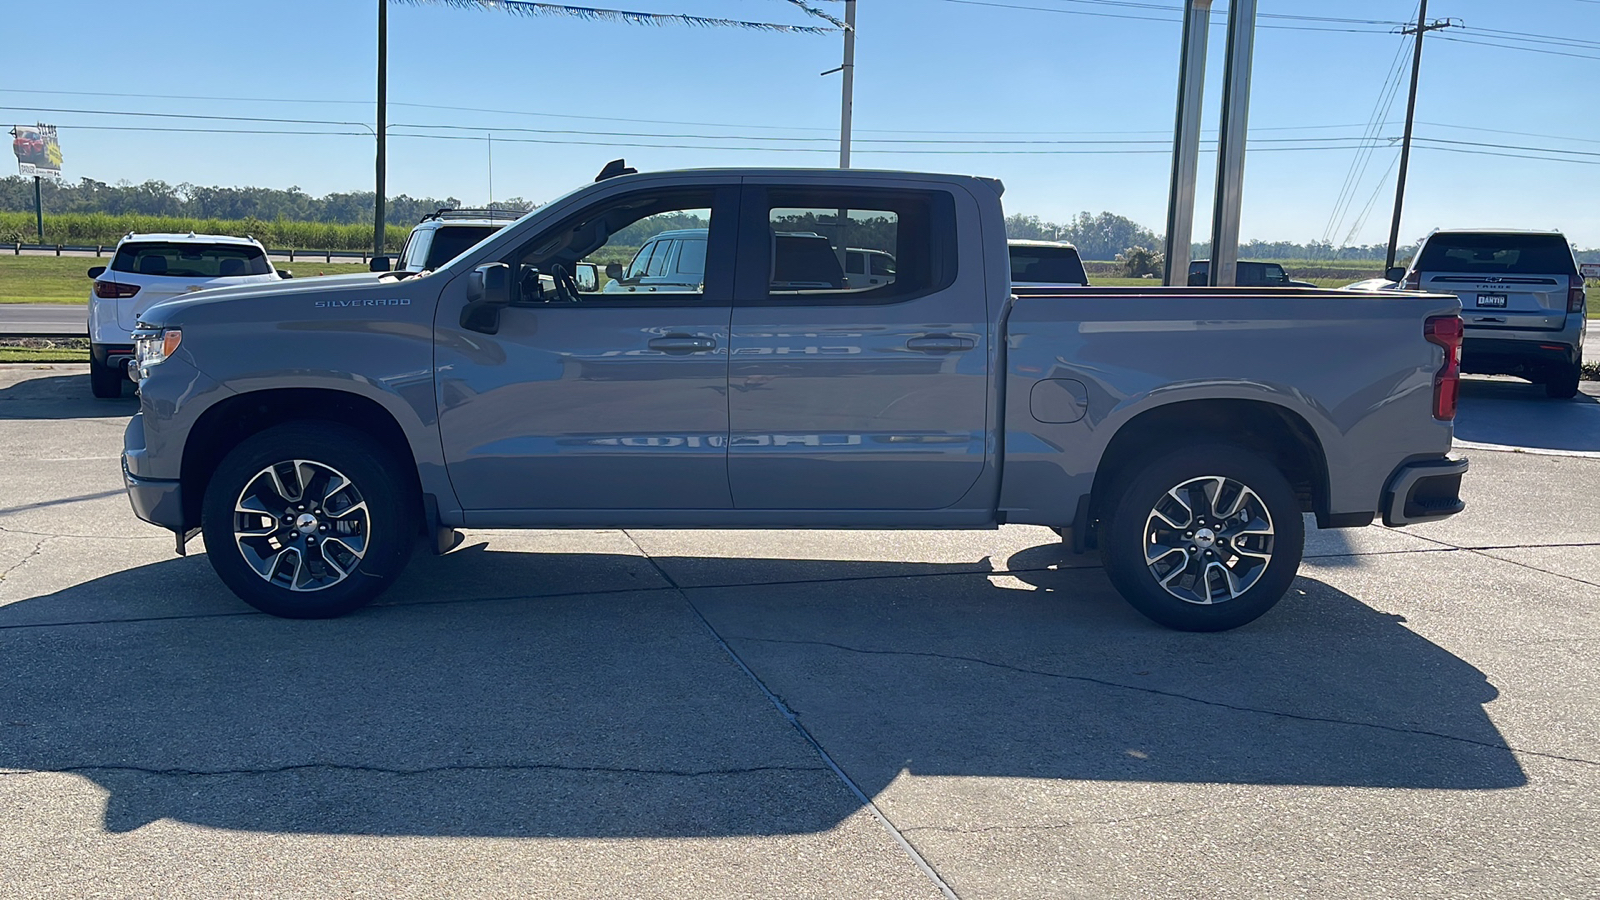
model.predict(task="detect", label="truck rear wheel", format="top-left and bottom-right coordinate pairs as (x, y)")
top-left (1545, 361), bottom-right (1581, 399)
top-left (1099, 444), bottom-right (1304, 632)
top-left (200, 422), bottom-right (416, 618)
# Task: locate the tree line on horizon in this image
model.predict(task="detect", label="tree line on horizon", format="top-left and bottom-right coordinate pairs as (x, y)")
top-left (2, 177), bottom-right (1593, 263)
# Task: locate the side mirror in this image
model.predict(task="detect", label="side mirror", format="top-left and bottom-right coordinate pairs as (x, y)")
top-left (1385, 267), bottom-right (1407, 283)
top-left (369, 256), bottom-right (392, 273)
top-left (87, 266), bottom-right (106, 279)
top-left (575, 263), bottom-right (599, 293)
top-left (276, 269), bottom-right (293, 279)
top-left (461, 263), bottom-right (512, 334)
top-left (605, 263), bottom-right (624, 282)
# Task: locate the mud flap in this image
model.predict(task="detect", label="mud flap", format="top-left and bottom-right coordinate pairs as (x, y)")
top-left (174, 527), bottom-right (200, 556)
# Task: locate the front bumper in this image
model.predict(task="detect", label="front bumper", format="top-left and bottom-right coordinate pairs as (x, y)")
top-left (1382, 457), bottom-right (1469, 527)
top-left (123, 413), bottom-right (185, 530)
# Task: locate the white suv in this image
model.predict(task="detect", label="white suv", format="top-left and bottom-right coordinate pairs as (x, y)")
top-left (88, 233), bottom-right (282, 397)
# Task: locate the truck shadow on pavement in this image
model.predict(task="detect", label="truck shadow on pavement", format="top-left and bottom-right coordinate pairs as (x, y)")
top-left (0, 371), bottom-right (137, 419)
top-left (0, 542), bottom-right (1526, 838)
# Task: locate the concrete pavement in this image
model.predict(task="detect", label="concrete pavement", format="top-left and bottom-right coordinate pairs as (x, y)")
top-left (1, 365), bottom-right (1598, 898)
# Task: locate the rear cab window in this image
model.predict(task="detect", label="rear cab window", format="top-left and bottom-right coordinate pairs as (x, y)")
top-left (1010, 245), bottom-right (1088, 285)
top-left (111, 243), bottom-right (270, 278)
top-left (1418, 233), bottom-right (1579, 276)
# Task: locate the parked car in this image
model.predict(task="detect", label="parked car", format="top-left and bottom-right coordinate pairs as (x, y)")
top-left (121, 163), bottom-right (1467, 632)
top-left (1382, 229), bottom-right (1587, 399)
top-left (87, 233), bottom-right (284, 398)
top-left (1009, 239), bottom-right (1090, 287)
top-left (1189, 260), bottom-right (1317, 289)
top-left (375, 208), bottom-right (523, 275)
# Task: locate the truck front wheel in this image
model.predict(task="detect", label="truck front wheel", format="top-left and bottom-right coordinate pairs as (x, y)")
top-left (200, 422), bottom-right (417, 618)
top-left (1100, 444), bottom-right (1304, 632)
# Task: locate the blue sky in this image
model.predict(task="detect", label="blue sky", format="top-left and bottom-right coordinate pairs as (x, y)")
top-left (5, 0), bottom-right (1598, 246)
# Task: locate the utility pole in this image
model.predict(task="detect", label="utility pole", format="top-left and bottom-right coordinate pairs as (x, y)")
top-left (838, 0), bottom-right (857, 168)
top-left (33, 176), bottom-right (44, 244)
top-left (375, 0), bottom-right (388, 258)
top-left (1385, 2), bottom-right (1455, 272)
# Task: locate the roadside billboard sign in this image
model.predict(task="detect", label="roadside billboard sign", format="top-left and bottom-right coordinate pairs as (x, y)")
top-left (10, 123), bottom-right (62, 180)
top-left (1582, 263), bottom-right (1600, 279)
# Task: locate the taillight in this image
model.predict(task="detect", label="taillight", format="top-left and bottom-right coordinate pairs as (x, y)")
top-left (1571, 276), bottom-right (1588, 314)
top-left (1405, 270), bottom-right (1421, 291)
top-left (93, 281), bottom-right (140, 299)
top-left (1424, 314), bottom-right (1463, 420)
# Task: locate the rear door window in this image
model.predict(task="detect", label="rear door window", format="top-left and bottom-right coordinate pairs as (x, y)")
top-left (1418, 234), bottom-right (1578, 276)
top-left (424, 225), bottom-right (501, 269)
top-left (111, 243), bottom-right (271, 278)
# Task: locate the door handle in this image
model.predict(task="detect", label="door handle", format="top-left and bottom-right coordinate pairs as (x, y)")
top-left (648, 335), bottom-right (718, 354)
top-left (905, 334), bottom-right (975, 353)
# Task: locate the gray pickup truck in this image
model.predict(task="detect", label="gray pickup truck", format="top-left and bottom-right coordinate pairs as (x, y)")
top-left (120, 166), bottom-right (1469, 631)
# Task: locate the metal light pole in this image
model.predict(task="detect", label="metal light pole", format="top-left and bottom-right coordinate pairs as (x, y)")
top-left (1208, 0), bottom-right (1257, 287)
top-left (838, 0), bottom-right (856, 168)
top-left (1163, 0), bottom-right (1212, 286)
top-left (375, 0), bottom-right (388, 257)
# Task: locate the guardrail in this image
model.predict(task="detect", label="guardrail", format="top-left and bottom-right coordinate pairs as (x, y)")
top-left (8, 242), bottom-right (394, 263)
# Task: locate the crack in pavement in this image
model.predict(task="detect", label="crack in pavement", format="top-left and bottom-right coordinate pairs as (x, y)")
top-left (1378, 528), bottom-right (1600, 592)
top-left (0, 761), bottom-right (829, 779)
top-left (621, 530), bottom-right (963, 900)
top-left (0, 537), bottom-right (47, 584)
top-left (727, 635), bottom-right (1600, 770)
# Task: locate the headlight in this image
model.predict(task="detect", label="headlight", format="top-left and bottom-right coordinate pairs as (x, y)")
top-left (132, 326), bottom-right (182, 374)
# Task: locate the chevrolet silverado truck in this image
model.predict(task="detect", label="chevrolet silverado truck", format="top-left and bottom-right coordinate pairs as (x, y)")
top-left (120, 165), bottom-right (1469, 631)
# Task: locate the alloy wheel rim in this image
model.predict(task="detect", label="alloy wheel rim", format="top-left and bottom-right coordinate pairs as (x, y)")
top-left (233, 459), bottom-right (369, 592)
top-left (1143, 475), bottom-right (1275, 605)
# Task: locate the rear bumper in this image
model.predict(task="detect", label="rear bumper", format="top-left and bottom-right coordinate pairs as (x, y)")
top-left (1382, 457), bottom-right (1469, 527)
top-left (91, 342), bottom-right (134, 365)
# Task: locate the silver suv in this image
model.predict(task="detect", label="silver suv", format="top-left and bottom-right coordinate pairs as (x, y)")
top-left (1390, 229), bottom-right (1586, 399)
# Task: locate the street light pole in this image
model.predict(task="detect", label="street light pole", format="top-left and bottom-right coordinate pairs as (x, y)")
top-left (375, 0), bottom-right (388, 258)
top-left (838, 0), bottom-right (856, 168)
top-left (1163, 0), bottom-right (1212, 286)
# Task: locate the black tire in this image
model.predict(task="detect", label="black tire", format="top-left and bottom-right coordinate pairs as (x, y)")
top-left (1545, 362), bottom-right (1581, 399)
top-left (89, 353), bottom-right (124, 398)
top-left (201, 422), bottom-right (417, 618)
top-left (1099, 443), bottom-right (1304, 632)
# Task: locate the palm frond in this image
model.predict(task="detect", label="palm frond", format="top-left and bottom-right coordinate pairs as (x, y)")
top-left (393, 0), bottom-right (838, 34)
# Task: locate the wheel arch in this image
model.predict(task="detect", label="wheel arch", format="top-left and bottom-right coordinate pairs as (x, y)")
top-left (1084, 397), bottom-right (1332, 546)
top-left (180, 388), bottom-right (427, 531)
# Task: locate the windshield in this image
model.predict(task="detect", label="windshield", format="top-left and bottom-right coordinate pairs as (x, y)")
top-left (1011, 246), bottom-right (1088, 285)
top-left (111, 243), bottom-right (271, 278)
top-left (1417, 233), bottom-right (1577, 276)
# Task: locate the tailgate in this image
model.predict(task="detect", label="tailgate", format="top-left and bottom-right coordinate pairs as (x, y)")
top-left (1425, 274), bottom-right (1567, 331)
